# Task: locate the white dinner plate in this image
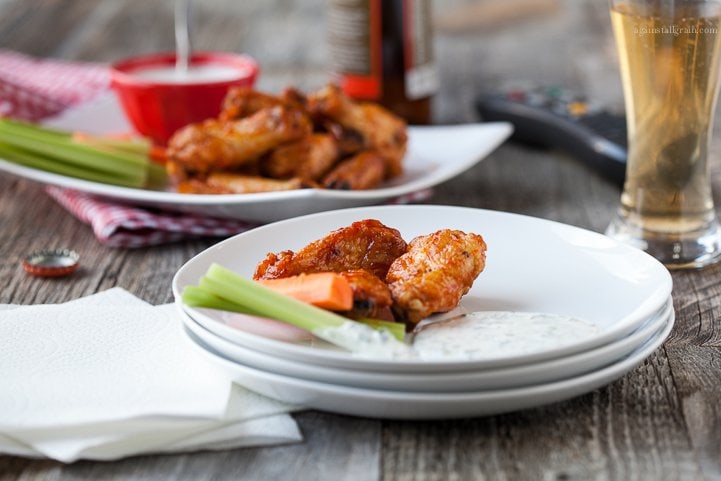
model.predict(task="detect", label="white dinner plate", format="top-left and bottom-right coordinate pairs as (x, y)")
top-left (173, 205), bottom-right (672, 373)
top-left (179, 297), bottom-right (672, 392)
top-left (181, 309), bottom-right (674, 419)
top-left (0, 93), bottom-right (513, 222)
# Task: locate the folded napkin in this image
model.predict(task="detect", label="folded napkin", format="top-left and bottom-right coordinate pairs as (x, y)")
top-left (0, 288), bottom-right (302, 462)
top-left (1, 50), bottom-right (434, 248)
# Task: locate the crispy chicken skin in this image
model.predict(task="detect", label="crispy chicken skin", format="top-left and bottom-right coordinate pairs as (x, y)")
top-left (220, 87), bottom-right (307, 121)
top-left (322, 150), bottom-right (385, 190)
top-left (177, 173), bottom-right (304, 194)
top-left (167, 106), bottom-right (312, 176)
top-left (308, 84), bottom-right (407, 178)
top-left (254, 219), bottom-right (408, 280)
top-left (261, 133), bottom-right (339, 181)
top-left (386, 230), bottom-right (487, 325)
top-left (338, 269), bottom-right (394, 319)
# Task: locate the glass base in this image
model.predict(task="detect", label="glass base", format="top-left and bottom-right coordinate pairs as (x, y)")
top-left (605, 213), bottom-right (721, 269)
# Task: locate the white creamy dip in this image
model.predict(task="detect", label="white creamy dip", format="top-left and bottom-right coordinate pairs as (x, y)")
top-left (314, 321), bottom-right (413, 359)
top-left (411, 311), bottom-right (600, 361)
top-left (131, 65), bottom-right (246, 84)
top-left (315, 312), bottom-right (600, 361)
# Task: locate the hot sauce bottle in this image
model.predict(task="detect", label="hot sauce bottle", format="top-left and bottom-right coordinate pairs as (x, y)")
top-left (327, 0), bottom-right (439, 124)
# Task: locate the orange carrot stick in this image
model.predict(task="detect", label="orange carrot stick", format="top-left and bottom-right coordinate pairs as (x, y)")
top-left (257, 273), bottom-right (354, 311)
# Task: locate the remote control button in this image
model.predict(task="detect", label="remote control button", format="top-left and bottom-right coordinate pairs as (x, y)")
top-left (567, 101), bottom-right (589, 117)
top-left (507, 90), bottom-right (526, 102)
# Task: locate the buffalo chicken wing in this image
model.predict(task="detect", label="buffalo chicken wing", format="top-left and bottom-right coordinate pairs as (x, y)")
top-left (167, 106), bottom-right (311, 177)
top-left (254, 219), bottom-right (407, 281)
top-left (386, 230), bottom-right (487, 325)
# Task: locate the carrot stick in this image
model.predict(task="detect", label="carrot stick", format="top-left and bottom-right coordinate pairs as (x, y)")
top-left (257, 273), bottom-right (354, 311)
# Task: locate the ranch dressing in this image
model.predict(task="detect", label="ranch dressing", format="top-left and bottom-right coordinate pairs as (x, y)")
top-left (411, 311), bottom-right (600, 361)
top-left (315, 312), bottom-right (600, 361)
top-left (132, 65), bottom-right (245, 84)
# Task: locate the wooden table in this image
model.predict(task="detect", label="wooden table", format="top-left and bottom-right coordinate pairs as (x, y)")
top-left (1, 1), bottom-right (720, 479)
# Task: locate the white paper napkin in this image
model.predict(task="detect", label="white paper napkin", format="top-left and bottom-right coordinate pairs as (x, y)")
top-left (0, 289), bottom-right (302, 462)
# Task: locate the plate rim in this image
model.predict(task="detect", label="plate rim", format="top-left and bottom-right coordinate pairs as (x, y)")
top-left (181, 309), bottom-right (675, 419)
top-left (179, 298), bottom-right (672, 392)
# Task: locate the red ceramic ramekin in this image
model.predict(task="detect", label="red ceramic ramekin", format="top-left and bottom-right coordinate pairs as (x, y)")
top-left (110, 52), bottom-right (259, 144)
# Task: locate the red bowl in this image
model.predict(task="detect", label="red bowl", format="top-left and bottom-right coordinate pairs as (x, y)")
top-left (110, 52), bottom-right (259, 144)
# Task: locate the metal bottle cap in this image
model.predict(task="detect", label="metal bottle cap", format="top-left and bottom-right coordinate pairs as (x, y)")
top-left (22, 249), bottom-right (80, 278)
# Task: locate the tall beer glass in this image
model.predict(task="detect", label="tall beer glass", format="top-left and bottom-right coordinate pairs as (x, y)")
top-left (606, 0), bottom-right (721, 268)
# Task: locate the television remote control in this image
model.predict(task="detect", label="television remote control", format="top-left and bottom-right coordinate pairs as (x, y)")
top-left (475, 87), bottom-right (627, 186)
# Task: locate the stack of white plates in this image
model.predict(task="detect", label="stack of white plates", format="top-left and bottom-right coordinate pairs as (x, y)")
top-left (172, 206), bottom-right (674, 420)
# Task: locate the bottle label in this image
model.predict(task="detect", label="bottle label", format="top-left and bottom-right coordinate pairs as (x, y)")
top-left (327, 0), bottom-right (382, 99)
top-left (403, 0), bottom-right (439, 99)
top-left (327, 0), bottom-right (438, 100)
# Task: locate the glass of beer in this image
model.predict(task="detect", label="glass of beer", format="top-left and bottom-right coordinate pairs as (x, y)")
top-left (606, 0), bottom-right (721, 268)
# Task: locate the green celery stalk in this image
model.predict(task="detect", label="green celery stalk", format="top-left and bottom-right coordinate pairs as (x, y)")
top-left (0, 143), bottom-right (144, 187)
top-left (199, 264), bottom-right (406, 343)
top-left (0, 120), bottom-right (147, 177)
top-left (0, 119), bottom-right (169, 187)
top-left (71, 134), bottom-right (152, 155)
top-left (183, 282), bottom-right (405, 341)
top-left (1, 118), bottom-right (72, 139)
top-left (181, 285), bottom-right (264, 316)
top-left (199, 264), bottom-right (347, 333)
top-left (145, 161), bottom-right (168, 189)
top-left (356, 318), bottom-right (406, 341)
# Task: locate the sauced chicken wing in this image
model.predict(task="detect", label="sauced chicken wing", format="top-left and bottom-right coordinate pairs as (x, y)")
top-left (167, 106), bottom-right (312, 176)
top-left (220, 87), bottom-right (307, 121)
top-left (308, 84), bottom-right (407, 178)
top-left (261, 133), bottom-right (339, 181)
top-left (337, 269), bottom-right (394, 319)
top-left (322, 150), bottom-right (385, 190)
top-left (177, 172), bottom-right (304, 194)
top-left (386, 230), bottom-right (487, 325)
top-left (254, 219), bottom-right (408, 280)
top-left (324, 121), bottom-right (365, 157)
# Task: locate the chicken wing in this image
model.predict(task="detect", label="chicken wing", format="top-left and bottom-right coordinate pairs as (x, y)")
top-left (322, 150), bottom-right (385, 190)
top-left (308, 84), bottom-right (407, 178)
top-left (167, 106), bottom-right (312, 176)
top-left (220, 87), bottom-right (307, 121)
top-left (254, 219), bottom-right (408, 280)
top-left (261, 133), bottom-right (339, 181)
top-left (386, 230), bottom-right (487, 325)
top-left (177, 172), bottom-right (304, 194)
top-left (337, 269), bottom-right (394, 319)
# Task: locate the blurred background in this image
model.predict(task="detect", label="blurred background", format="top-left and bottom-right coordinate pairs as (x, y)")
top-left (0, 0), bottom-right (624, 124)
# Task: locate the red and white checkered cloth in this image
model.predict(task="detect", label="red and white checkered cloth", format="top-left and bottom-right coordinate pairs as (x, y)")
top-left (0, 50), bottom-right (109, 121)
top-left (1, 50), bottom-right (432, 247)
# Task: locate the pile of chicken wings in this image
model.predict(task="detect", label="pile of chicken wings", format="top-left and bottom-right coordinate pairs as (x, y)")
top-left (166, 85), bottom-right (408, 194)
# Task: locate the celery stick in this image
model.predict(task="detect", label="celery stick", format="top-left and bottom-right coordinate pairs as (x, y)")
top-left (182, 285), bottom-right (264, 316)
top-left (72, 134), bottom-right (152, 155)
top-left (184, 282), bottom-right (405, 341)
top-left (0, 127), bottom-right (147, 171)
top-left (2, 118), bottom-right (72, 139)
top-left (199, 265), bottom-right (347, 333)
top-left (356, 318), bottom-right (406, 341)
top-left (145, 161), bottom-right (168, 189)
top-left (0, 143), bottom-right (144, 187)
top-left (0, 132), bottom-right (145, 184)
top-left (199, 265), bottom-right (408, 345)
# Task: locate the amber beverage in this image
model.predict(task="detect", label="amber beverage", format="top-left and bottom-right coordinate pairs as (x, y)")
top-left (606, 0), bottom-right (721, 268)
